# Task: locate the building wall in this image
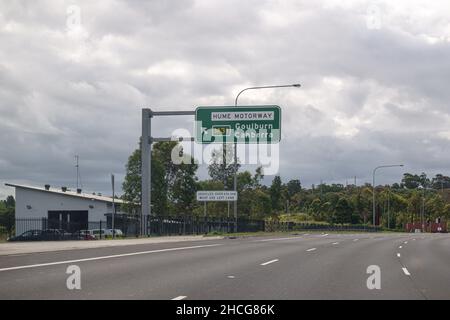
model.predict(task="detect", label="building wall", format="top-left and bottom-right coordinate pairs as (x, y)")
top-left (15, 188), bottom-right (110, 222)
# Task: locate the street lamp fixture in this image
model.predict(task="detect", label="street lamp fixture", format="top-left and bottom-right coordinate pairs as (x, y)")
top-left (233, 83), bottom-right (301, 231)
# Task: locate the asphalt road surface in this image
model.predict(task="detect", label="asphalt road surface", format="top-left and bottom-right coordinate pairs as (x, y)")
top-left (0, 233), bottom-right (449, 300)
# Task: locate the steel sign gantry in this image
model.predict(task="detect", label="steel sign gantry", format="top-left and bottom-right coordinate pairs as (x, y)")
top-left (141, 105), bottom-right (284, 236)
top-left (141, 108), bottom-right (195, 236)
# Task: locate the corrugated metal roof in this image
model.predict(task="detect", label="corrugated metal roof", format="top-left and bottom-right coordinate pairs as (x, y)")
top-left (5, 183), bottom-right (126, 204)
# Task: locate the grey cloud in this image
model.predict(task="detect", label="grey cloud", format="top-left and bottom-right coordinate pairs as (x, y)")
top-left (1, 0), bottom-right (450, 199)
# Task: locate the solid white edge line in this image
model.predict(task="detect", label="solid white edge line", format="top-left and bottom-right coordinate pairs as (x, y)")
top-left (307, 248), bottom-right (317, 252)
top-left (261, 259), bottom-right (279, 266)
top-left (0, 244), bottom-right (223, 272)
top-left (402, 267), bottom-right (411, 276)
top-left (172, 296), bottom-right (187, 300)
top-left (397, 253), bottom-right (401, 258)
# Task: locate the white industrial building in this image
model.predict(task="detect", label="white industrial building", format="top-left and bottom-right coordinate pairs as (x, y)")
top-left (6, 183), bottom-right (127, 235)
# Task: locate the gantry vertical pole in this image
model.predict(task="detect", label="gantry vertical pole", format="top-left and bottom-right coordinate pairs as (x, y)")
top-left (141, 108), bottom-right (152, 236)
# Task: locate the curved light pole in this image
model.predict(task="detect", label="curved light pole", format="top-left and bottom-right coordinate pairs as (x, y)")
top-left (233, 84), bottom-right (301, 232)
top-left (372, 164), bottom-right (404, 227)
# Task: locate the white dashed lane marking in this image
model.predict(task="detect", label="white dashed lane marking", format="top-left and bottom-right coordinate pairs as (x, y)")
top-left (261, 259), bottom-right (279, 266)
top-left (402, 268), bottom-right (411, 276)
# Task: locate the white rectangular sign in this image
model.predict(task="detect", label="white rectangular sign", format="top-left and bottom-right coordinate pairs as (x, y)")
top-left (211, 111), bottom-right (274, 121)
top-left (196, 191), bottom-right (238, 201)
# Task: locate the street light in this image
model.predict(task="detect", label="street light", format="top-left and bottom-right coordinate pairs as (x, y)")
top-left (418, 185), bottom-right (425, 229)
top-left (233, 84), bottom-right (301, 232)
top-left (418, 185), bottom-right (436, 232)
top-left (372, 164), bottom-right (404, 227)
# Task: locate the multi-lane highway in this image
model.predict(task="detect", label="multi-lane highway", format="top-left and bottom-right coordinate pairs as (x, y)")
top-left (0, 233), bottom-right (449, 299)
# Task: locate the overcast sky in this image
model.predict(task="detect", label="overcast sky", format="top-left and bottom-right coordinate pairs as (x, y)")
top-left (1, 0), bottom-right (450, 199)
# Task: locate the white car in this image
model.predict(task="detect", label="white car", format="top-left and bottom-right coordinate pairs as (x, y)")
top-left (104, 229), bottom-right (123, 237)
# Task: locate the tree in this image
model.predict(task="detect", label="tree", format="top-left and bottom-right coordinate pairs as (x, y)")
top-left (286, 179), bottom-right (302, 199)
top-left (122, 147), bottom-right (142, 214)
top-left (334, 198), bottom-right (352, 224)
top-left (208, 145), bottom-right (240, 189)
top-left (407, 190), bottom-right (421, 223)
top-left (5, 196), bottom-right (15, 208)
top-left (270, 176), bottom-right (282, 211)
top-left (122, 141), bottom-right (198, 216)
top-left (401, 173), bottom-right (423, 189)
top-left (171, 162), bottom-right (199, 216)
top-left (0, 207), bottom-right (15, 237)
top-left (431, 174), bottom-right (450, 190)
top-left (249, 189), bottom-right (272, 219)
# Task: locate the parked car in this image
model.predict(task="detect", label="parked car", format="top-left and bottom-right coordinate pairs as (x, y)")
top-left (77, 230), bottom-right (97, 240)
top-left (104, 229), bottom-right (124, 238)
top-left (88, 229), bottom-right (105, 239)
top-left (7, 229), bottom-right (72, 241)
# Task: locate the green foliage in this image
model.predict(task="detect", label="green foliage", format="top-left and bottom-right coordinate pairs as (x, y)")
top-left (0, 197), bottom-right (15, 236)
top-left (207, 144), bottom-right (240, 189)
top-left (286, 179), bottom-right (302, 199)
top-left (121, 147), bottom-right (142, 214)
top-left (122, 141), bottom-right (198, 216)
top-left (121, 142), bottom-right (450, 229)
top-left (270, 176), bottom-right (282, 211)
top-left (172, 161), bottom-right (199, 215)
top-left (334, 198), bottom-right (352, 224)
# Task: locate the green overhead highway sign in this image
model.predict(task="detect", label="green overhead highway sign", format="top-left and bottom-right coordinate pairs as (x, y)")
top-left (195, 105), bottom-right (281, 144)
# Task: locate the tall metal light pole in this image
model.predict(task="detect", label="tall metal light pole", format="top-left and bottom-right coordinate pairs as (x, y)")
top-left (372, 164), bottom-right (404, 227)
top-left (111, 173), bottom-right (115, 239)
top-left (233, 84), bottom-right (301, 232)
top-left (418, 185), bottom-right (425, 229)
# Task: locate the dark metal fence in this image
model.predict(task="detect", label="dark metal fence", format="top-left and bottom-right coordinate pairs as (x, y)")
top-left (12, 217), bottom-right (379, 240)
top-left (266, 221), bottom-right (380, 232)
top-left (14, 218), bottom-right (108, 239)
top-left (14, 216), bottom-right (266, 239)
top-left (147, 216), bottom-right (265, 235)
